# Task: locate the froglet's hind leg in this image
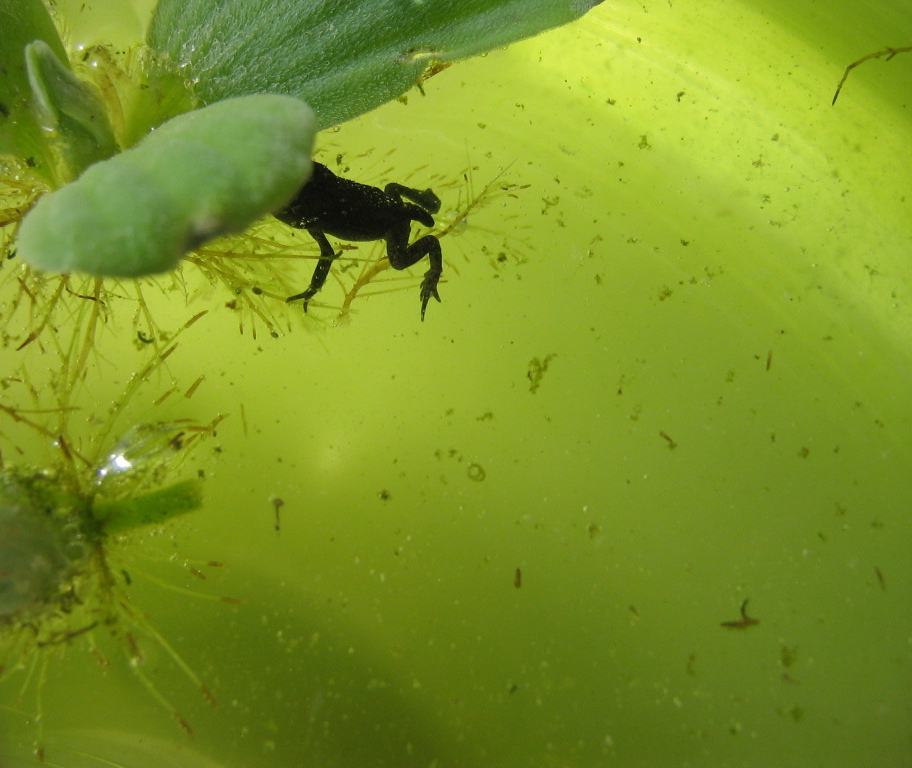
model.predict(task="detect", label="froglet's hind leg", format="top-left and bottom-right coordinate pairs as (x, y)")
top-left (385, 223), bottom-right (442, 321)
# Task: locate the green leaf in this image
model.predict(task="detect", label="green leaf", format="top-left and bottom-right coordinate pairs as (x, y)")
top-left (146, 0), bottom-right (604, 129)
top-left (25, 40), bottom-right (119, 182)
top-left (93, 479), bottom-right (204, 534)
top-left (0, 0), bottom-right (69, 182)
top-left (16, 93), bottom-right (315, 277)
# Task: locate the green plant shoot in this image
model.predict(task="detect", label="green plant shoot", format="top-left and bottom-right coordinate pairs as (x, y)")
top-left (93, 479), bottom-right (204, 534)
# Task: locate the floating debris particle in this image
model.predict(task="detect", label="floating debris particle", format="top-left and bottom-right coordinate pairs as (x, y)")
top-left (832, 45), bottom-right (912, 104)
top-left (270, 495), bottom-right (284, 531)
top-left (526, 353), bottom-right (556, 394)
top-left (875, 566), bottom-right (886, 591)
top-left (720, 599), bottom-right (759, 629)
top-left (779, 643), bottom-right (798, 669)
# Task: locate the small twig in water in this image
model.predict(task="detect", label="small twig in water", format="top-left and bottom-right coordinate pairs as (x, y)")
top-left (832, 46), bottom-right (912, 105)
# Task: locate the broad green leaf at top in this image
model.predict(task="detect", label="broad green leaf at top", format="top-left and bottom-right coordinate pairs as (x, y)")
top-left (146, 0), bottom-right (604, 129)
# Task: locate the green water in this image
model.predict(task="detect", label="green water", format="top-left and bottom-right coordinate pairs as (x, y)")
top-left (2, 1), bottom-right (912, 766)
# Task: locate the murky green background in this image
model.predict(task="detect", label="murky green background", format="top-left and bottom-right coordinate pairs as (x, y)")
top-left (2, 0), bottom-right (911, 766)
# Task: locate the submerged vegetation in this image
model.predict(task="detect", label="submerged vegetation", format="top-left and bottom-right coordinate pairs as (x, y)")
top-left (0, 0), bottom-right (555, 759)
top-left (0, 266), bottom-right (224, 749)
top-left (3, 152), bottom-right (230, 750)
top-left (2, 126), bottom-right (526, 762)
top-left (2, 0), bottom-right (594, 280)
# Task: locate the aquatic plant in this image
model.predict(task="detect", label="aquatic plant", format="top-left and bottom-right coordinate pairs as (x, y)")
top-left (0, 0), bottom-right (600, 758)
top-left (0, 251), bottom-right (227, 755)
top-left (2, 0), bottom-right (603, 280)
top-left (0, 403), bottom-right (222, 748)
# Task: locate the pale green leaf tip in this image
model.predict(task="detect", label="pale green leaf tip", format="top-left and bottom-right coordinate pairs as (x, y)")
top-left (25, 39), bottom-right (119, 180)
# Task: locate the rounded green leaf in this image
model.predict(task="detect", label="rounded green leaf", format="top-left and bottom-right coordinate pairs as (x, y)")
top-left (16, 93), bottom-right (315, 277)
